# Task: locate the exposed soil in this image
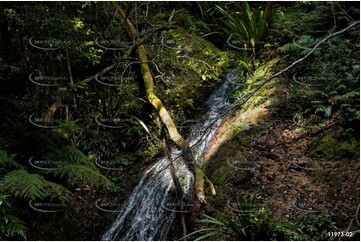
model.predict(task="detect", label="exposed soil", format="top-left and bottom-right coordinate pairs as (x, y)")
top-left (193, 107), bottom-right (360, 240)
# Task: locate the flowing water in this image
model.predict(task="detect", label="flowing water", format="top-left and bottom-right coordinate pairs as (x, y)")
top-left (102, 70), bottom-right (240, 241)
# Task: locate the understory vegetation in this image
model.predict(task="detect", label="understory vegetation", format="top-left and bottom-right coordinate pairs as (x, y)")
top-left (0, 1), bottom-right (359, 241)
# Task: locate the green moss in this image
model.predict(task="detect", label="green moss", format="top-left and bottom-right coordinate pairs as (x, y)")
top-left (309, 135), bottom-right (359, 160)
top-left (151, 26), bottom-right (233, 120)
top-left (208, 136), bottom-right (249, 187)
top-left (309, 136), bottom-right (337, 160)
top-left (338, 138), bottom-right (359, 158)
top-left (233, 58), bottom-right (280, 111)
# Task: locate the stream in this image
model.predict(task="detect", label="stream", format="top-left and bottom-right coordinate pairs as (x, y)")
top-left (102, 70), bottom-right (240, 241)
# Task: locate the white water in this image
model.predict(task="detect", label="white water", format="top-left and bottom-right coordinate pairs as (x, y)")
top-left (102, 70), bottom-right (239, 241)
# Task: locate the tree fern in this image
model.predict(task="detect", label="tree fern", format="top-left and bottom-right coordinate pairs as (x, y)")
top-left (0, 169), bottom-right (70, 201)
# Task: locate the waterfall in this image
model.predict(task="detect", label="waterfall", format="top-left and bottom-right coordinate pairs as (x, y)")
top-left (102, 70), bottom-right (240, 241)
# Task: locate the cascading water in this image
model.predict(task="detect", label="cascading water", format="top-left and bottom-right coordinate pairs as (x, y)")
top-left (102, 70), bottom-right (240, 241)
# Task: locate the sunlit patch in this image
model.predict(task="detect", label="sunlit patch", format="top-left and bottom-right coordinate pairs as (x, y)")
top-left (72, 17), bottom-right (84, 30)
top-left (282, 129), bottom-right (296, 139)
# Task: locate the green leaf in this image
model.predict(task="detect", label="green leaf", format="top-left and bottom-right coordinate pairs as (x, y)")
top-left (180, 228), bottom-right (221, 240)
top-left (195, 231), bottom-right (221, 241)
top-left (130, 116), bottom-right (150, 134)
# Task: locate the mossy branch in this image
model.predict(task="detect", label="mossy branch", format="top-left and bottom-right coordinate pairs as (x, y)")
top-left (113, 3), bottom-right (215, 203)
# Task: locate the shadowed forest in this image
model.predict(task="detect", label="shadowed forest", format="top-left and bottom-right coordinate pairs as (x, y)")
top-left (0, 1), bottom-right (360, 241)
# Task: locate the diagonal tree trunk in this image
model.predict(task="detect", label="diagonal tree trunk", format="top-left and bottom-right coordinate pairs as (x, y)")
top-left (113, 2), bottom-right (215, 203)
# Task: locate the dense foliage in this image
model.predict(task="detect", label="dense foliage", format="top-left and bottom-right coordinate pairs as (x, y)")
top-left (0, 1), bottom-right (359, 241)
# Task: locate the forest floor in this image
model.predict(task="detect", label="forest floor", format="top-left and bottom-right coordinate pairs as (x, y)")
top-left (190, 97), bottom-right (360, 240)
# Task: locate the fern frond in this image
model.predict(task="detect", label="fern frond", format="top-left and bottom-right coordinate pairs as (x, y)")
top-left (279, 43), bottom-right (299, 53)
top-left (0, 215), bottom-right (27, 240)
top-left (52, 164), bottom-right (114, 190)
top-left (0, 169), bottom-right (70, 201)
top-left (0, 194), bottom-right (27, 240)
top-left (58, 145), bottom-right (88, 164)
top-left (45, 145), bottom-right (96, 169)
top-left (0, 150), bottom-right (21, 170)
top-left (43, 146), bottom-right (112, 190)
top-left (334, 90), bottom-right (359, 101)
top-left (54, 121), bottom-right (81, 139)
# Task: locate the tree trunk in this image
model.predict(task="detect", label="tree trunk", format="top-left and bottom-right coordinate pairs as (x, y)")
top-left (43, 96), bottom-right (67, 122)
top-left (113, 2), bottom-right (215, 203)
